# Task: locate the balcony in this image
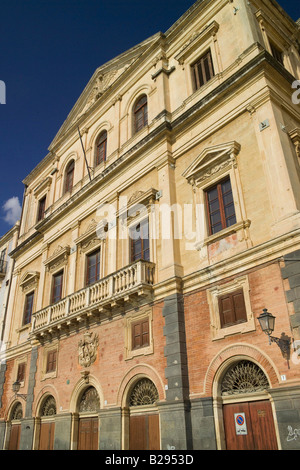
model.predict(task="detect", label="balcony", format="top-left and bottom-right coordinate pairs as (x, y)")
top-left (31, 260), bottom-right (155, 339)
top-left (0, 260), bottom-right (7, 279)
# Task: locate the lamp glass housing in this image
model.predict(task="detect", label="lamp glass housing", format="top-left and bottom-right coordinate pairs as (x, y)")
top-left (258, 309), bottom-right (276, 336)
top-left (12, 380), bottom-right (21, 394)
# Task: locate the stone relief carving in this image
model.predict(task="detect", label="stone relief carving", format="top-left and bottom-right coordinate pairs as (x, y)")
top-left (78, 331), bottom-right (99, 368)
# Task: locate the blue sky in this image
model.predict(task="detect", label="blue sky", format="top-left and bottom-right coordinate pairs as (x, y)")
top-left (0, 0), bottom-right (299, 238)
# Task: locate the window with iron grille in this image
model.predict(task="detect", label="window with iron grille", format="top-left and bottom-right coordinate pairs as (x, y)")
top-left (191, 49), bottom-right (215, 91)
top-left (95, 131), bottom-right (107, 166)
top-left (205, 177), bottom-right (236, 235)
top-left (133, 95), bottom-right (148, 134)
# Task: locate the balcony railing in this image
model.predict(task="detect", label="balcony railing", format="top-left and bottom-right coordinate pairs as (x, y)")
top-left (31, 260), bottom-right (155, 337)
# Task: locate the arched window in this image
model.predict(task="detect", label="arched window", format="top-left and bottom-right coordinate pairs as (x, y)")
top-left (95, 131), bottom-right (107, 166)
top-left (133, 95), bottom-right (148, 134)
top-left (129, 378), bottom-right (159, 406)
top-left (64, 160), bottom-right (75, 194)
top-left (40, 395), bottom-right (57, 416)
top-left (221, 360), bottom-right (269, 396)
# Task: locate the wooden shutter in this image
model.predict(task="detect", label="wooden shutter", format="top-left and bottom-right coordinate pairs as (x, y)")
top-left (46, 350), bottom-right (57, 373)
top-left (219, 290), bottom-right (247, 328)
top-left (132, 319), bottom-right (149, 349)
top-left (17, 363), bottom-right (26, 382)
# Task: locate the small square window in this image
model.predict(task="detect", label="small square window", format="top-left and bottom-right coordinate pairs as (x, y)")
top-left (218, 289), bottom-right (247, 328)
top-left (132, 319), bottom-right (150, 350)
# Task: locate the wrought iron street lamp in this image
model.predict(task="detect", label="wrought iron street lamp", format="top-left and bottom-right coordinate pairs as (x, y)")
top-left (12, 380), bottom-right (27, 401)
top-left (258, 308), bottom-right (290, 360)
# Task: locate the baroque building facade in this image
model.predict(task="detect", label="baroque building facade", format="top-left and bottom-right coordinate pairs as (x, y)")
top-left (0, 0), bottom-right (300, 450)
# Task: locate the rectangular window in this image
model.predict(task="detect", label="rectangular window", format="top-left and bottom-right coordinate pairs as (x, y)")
top-left (192, 49), bottom-right (215, 91)
top-left (46, 350), bottom-right (57, 373)
top-left (218, 290), bottom-right (247, 328)
top-left (270, 42), bottom-right (284, 65)
top-left (23, 292), bottom-right (34, 325)
top-left (205, 177), bottom-right (236, 235)
top-left (37, 196), bottom-right (46, 222)
top-left (132, 318), bottom-right (149, 350)
top-left (17, 363), bottom-right (26, 382)
top-left (51, 271), bottom-right (63, 304)
top-left (0, 249), bottom-right (6, 274)
top-left (86, 249), bottom-right (101, 286)
top-left (130, 219), bottom-right (150, 262)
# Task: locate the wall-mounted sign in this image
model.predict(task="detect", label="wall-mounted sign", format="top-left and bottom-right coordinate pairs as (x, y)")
top-left (234, 413), bottom-right (248, 435)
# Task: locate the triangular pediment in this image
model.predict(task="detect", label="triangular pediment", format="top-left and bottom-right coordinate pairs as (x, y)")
top-left (20, 271), bottom-right (40, 292)
top-left (49, 33), bottom-right (162, 149)
top-left (182, 141), bottom-right (241, 183)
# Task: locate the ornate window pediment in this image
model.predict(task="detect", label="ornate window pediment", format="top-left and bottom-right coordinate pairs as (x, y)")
top-left (19, 271), bottom-right (40, 293)
top-left (183, 141), bottom-right (241, 186)
top-left (75, 219), bottom-right (103, 254)
top-left (175, 21), bottom-right (219, 67)
top-left (44, 245), bottom-right (70, 272)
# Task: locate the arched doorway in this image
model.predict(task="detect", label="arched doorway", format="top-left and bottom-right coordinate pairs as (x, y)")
top-left (128, 378), bottom-right (160, 450)
top-left (38, 395), bottom-right (57, 450)
top-left (7, 402), bottom-right (23, 450)
top-left (220, 360), bottom-right (278, 450)
top-left (77, 386), bottom-right (100, 450)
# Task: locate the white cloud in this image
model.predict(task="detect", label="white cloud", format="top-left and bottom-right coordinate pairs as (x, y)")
top-left (2, 197), bottom-right (22, 225)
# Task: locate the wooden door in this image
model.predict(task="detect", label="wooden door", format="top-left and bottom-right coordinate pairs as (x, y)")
top-left (39, 422), bottom-right (55, 450)
top-left (78, 417), bottom-right (99, 450)
top-left (129, 414), bottom-right (160, 450)
top-left (8, 424), bottom-right (21, 450)
top-left (223, 401), bottom-right (278, 450)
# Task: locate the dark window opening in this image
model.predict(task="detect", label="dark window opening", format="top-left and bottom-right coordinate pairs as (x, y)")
top-left (205, 177), bottom-right (236, 235)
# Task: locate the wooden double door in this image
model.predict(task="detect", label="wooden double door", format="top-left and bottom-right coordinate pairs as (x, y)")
top-left (78, 417), bottom-right (99, 450)
top-left (39, 421), bottom-right (55, 450)
top-left (129, 414), bottom-right (160, 450)
top-left (223, 400), bottom-right (278, 450)
top-left (8, 424), bottom-right (21, 450)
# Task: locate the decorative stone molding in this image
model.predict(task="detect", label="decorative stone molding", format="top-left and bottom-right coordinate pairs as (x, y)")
top-left (175, 21), bottom-right (219, 67)
top-left (44, 245), bottom-right (70, 272)
top-left (74, 219), bottom-right (103, 253)
top-left (19, 271), bottom-right (40, 293)
top-left (289, 128), bottom-right (300, 160)
top-left (118, 188), bottom-right (157, 222)
top-left (207, 275), bottom-right (255, 341)
top-left (78, 331), bottom-right (99, 368)
top-left (33, 177), bottom-right (52, 198)
top-left (183, 141), bottom-right (240, 185)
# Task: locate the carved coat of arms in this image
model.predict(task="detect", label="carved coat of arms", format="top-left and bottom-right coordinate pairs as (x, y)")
top-left (78, 332), bottom-right (99, 368)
